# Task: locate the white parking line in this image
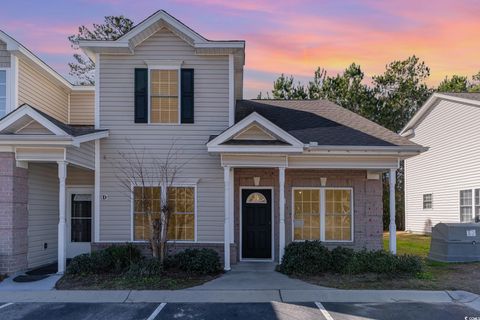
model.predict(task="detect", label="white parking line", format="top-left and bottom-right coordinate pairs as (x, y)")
top-left (146, 303), bottom-right (167, 320)
top-left (0, 303), bottom-right (13, 310)
top-left (315, 302), bottom-right (335, 320)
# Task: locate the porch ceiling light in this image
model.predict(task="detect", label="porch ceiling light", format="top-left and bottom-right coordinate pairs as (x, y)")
top-left (320, 177), bottom-right (327, 186)
top-left (253, 176), bottom-right (261, 186)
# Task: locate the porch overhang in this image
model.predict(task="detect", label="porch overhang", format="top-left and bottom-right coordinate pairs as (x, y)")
top-left (0, 104), bottom-right (109, 170)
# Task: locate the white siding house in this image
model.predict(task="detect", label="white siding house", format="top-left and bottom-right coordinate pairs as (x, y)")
top-left (402, 93), bottom-right (480, 233)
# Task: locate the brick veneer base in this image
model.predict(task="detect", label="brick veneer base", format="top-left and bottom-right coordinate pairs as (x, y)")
top-left (0, 152), bottom-right (28, 274)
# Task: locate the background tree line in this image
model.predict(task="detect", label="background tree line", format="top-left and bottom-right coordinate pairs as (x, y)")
top-left (258, 58), bottom-right (480, 230)
top-left (68, 16), bottom-right (480, 230)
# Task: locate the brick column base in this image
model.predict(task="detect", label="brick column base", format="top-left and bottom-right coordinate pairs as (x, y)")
top-left (0, 152), bottom-right (28, 274)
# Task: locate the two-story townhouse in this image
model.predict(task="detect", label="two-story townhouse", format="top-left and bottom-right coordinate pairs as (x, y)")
top-left (0, 11), bottom-right (425, 275)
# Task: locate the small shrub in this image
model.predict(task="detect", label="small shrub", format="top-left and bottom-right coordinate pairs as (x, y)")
top-left (396, 254), bottom-right (423, 275)
top-left (277, 242), bottom-right (424, 276)
top-left (66, 254), bottom-right (96, 275)
top-left (330, 247), bottom-right (355, 274)
top-left (66, 244), bottom-right (142, 275)
top-left (127, 258), bottom-right (163, 277)
top-left (173, 249), bottom-right (222, 275)
top-left (103, 244), bottom-right (143, 273)
top-left (278, 241), bottom-right (331, 275)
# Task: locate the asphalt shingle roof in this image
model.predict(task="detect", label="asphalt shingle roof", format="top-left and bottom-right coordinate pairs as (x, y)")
top-left (0, 104), bottom-right (107, 137)
top-left (235, 100), bottom-right (418, 147)
top-left (439, 92), bottom-right (480, 102)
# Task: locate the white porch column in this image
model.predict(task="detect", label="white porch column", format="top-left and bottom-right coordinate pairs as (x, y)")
top-left (389, 168), bottom-right (397, 254)
top-left (223, 166), bottom-right (231, 271)
top-left (278, 167), bottom-right (286, 262)
top-left (57, 161), bottom-right (68, 274)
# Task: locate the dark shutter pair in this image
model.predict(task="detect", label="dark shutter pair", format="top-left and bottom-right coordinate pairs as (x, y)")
top-left (134, 68), bottom-right (194, 123)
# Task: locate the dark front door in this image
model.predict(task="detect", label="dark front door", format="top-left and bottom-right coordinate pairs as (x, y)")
top-left (242, 189), bottom-right (272, 259)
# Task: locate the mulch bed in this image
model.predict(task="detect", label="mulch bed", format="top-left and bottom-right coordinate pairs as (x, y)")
top-left (55, 270), bottom-right (220, 290)
top-left (292, 261), bottom-right (480, 294)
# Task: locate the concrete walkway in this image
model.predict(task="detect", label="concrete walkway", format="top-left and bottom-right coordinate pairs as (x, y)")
top-left (191, 262), bottom-right (327, 290)
top-left (0, 274), bottom-right (60, 291)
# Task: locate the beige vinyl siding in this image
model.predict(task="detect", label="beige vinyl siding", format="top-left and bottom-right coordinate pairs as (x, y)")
top-left (27, 163), bottom-right (58, 268)
top-left (70, 91), bottom-right (94, 125)
top-left (0, 40), bottom-right (10, 67)
top-left (18, 58), bottom-right (68, 122)
top-left (99, 28), bottom-right (228, 242)
top-left (67, 165), bottom-right (94, 185)
top-left (405, 99), bottom-right (480, 233)
top-left (66, 141), bottom-right (95, 170)
top-left (27, 164), bottom-right (94, 268)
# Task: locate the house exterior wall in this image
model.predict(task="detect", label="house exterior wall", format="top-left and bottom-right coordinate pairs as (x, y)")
top-left (405, 99), bottom-right (480, 233)
top-left (69, 90), bottom-right (94, 125)
top-left (27, 163), bottom-right (94, 269)
top-left (27, 163), bottom-right (58, 268)
top-left (0, 40), bottom-right (10, 68)
top-left (234, 168), bottom-right (279, 261)
top-left (66, 141), bottom-right (95, 170)
top-left (18, 58), bottom-right (69, 122)
top-left (285, 169), bottom-right (383, 251)
top-left (0, 152), bottom-right (28, 274)
top-left (233, 168), bottom-right (383, 263)
top-left (97, 28), bottom-right (229, 242)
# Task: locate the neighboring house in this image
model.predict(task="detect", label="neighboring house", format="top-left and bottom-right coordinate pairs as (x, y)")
top-left (402, 92), bottom-right (480, 234)
top-left (0, 11), bottom-right (425, 275)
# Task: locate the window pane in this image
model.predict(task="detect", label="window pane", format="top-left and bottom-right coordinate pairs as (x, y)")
top-left (325, 189), bottom-right (352, 241)
top-left (150, 70), bottom-right (179, 124)
top-left (293, 189), bottom-right (321, 241)
top-left (133, 186), bottom-right (161, 240)
top-left (167, 187), bottom-right (195, 241)
top-left (423, 194), bottom-right (432, 209)
top-left (71, 193), bottom-right (92, 242)
top-left (460, 190), bottom-right (473, 222)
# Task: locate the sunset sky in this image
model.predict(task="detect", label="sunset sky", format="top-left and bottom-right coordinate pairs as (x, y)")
top-left (1, 0), bottom-right (479, 98)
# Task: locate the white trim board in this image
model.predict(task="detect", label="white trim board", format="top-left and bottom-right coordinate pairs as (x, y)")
top-left (401, 93), bottom-right (480, 136)
top-left (79, 10), bottom-right (245, 61)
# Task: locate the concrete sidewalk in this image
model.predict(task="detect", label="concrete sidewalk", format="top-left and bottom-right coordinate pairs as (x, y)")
top-left (0, 262), bottom-right (477, 311)
top-left (0, 289), bottom-right (477, 306)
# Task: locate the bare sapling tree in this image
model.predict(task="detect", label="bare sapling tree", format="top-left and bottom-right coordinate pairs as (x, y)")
top-left (114, 140), bottom-right (186, 263)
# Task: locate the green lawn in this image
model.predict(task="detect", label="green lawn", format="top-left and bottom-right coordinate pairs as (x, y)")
top-left (383, 232), bottom-right (431, 257)
top-left (299, 232), bottom-right (480, 294)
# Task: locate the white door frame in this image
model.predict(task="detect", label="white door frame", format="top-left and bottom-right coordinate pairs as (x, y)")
top-left (239, 186), bottom-right (275, 262)
top-left (66, 186), bottom-right (94, 258)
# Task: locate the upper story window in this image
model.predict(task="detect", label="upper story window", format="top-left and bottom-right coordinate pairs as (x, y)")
top-left (0, 70), bottom-right (6, 117)
top-left (150, 69), bottom-right (179, 124)
top-left (423, 194), bottom-right (433, 209)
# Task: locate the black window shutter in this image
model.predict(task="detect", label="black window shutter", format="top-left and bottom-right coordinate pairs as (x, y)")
top-left (181, 68), bottom-right (194, 123)
top-left (134, 68), bottom-right (148, 123)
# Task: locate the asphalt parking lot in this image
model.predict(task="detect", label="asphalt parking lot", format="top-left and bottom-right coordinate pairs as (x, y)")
top-left (0, 301), bottom-right (478, 320)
